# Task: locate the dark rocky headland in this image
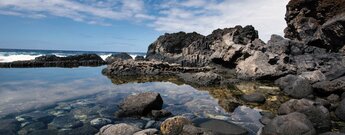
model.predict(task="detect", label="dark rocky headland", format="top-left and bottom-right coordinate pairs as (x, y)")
top-left (1, 0), bottom-right (345, 135)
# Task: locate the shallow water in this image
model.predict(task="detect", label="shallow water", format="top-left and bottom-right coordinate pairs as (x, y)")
top-left (0, 66), bottom-right (268, 134)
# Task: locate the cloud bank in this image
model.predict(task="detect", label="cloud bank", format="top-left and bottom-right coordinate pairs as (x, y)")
top-left (0, 0), bottom-right (289, 41)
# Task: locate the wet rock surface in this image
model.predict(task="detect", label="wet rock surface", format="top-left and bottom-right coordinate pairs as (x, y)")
top-left (116, 92), bottom-right (163, 117)
top-left (193, 118), bottom-right (248, 135)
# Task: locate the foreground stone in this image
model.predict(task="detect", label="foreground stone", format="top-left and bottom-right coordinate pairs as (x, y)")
top-left (116, 92), bottom-right (163, 117)
top-left (97, 123), bottom-right (141, 135)
top-left (335, 99), bottom-right (345, 121)
top-left (0, 54), bottom-right (106, 68)
top-left (160, 116), bottom-right (192, 135)
top-left (261, 112), bottom-right (316, 135)
top-left (275, 75), bottom-right (313, 98)
top-left (278, 99), bottom-right (331, 132)
top-left (241, 93), bottom-right (266, 104)
top-left (193, 118), bottom-right (248, 135)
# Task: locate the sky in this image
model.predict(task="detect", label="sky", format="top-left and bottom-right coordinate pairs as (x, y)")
top-left (0, 0), bottom-right (289, 52)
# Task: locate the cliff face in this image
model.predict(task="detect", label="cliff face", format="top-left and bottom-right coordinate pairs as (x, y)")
top-left (284, 0), bottom-right (345, 52)
top-left (146, 25), bottom-right (262, 67)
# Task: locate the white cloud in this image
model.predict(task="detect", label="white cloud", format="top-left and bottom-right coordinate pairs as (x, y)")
top-left (150, 0), bottom-right (289, 41)
top-left (0, 0), bottom-right (289, 41)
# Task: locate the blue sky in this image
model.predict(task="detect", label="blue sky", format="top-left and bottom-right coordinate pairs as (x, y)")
top-left (0, 0), bottom-right (288, 52)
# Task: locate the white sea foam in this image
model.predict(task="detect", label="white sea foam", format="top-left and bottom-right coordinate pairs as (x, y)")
top-left (100, 54), bottom-right (112, 60)
top-left (0, 54), bottom-right (42, 62)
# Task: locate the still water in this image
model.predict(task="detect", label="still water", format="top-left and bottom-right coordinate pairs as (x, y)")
top-left (0, 66), bottom-right (264, 134)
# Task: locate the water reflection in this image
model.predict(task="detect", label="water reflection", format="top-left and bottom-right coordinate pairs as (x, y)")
top-left (0, 66), bottom-right (272, 134)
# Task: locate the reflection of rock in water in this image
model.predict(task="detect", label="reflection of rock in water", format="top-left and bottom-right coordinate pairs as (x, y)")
top-left (105, 75), bottom-right (185, 85)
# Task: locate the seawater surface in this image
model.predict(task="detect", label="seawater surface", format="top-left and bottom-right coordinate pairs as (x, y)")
top-left (0, 66), bottom-right (264, 134)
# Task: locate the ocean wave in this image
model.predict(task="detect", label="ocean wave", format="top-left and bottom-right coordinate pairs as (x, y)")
top-left (0, 54), bottom-right (42, 62)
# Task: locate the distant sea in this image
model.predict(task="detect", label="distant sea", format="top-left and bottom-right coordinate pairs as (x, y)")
top-left (0, 48), bottom-right (146, 62)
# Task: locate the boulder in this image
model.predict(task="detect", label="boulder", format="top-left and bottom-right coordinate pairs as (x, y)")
top-left (278, 99), bottom-right (331, 132)
top-left (261, 112), bottom-right (316, 135)
top-left (160, 116), bottom-right (192, 135)
top-left (335, 99), bottom-right (345, 121)
top-left (105, 53), bottom-right (133, 64)
top-left (192, 118), bottom-right (248, 135)
top-left (236, 51), bottom-right (289, 80)
top-left (241, 92), bottom-right (266, 104)
top-left (177, 72), bottom-right (222, 86)
top-left (116, 92), bottom-right (163, 117)
top-left (97, 123), bottom-right (141, 135)
top-left (275, 75), bottom-right (313, 98)
top-left (300, 70), bottom-right (326, 84)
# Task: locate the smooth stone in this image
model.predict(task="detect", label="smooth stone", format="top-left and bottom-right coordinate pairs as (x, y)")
top-left (50, 115), bottom-right (83, 129)
top-left (261, 112), bottom-right (316, 135)
top-left (241, 92), bottom-right (266, 103)
top-left (144, 120), bottom-right (156, 129)
top-left (335, 99), bottom-right (345, 121)
top-left (98, 123), bottom-right (141, 135)
top-left (90, 118), bottom-right (112, 129)
top-left (160, 116), bottom-right (192, 135)
top-left (133, 128), bottom-right (159, 135)
top-left (193, 118), bottom-right (248, 135)
top-left (278, 99), bottom-right (331, 132)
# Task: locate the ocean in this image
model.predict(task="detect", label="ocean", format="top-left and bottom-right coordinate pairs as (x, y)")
top-left (0, 48), bottom-right (146, 62)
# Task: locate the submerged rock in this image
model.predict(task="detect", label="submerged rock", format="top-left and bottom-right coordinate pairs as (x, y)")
top-left (0, 119), bottom-right (20, 135)
top-left (116, 92), bottom-right (163, 117)
top-left (50, 115), bottom-right (83, 129)
top-left (261, 112), bottom-right (316, 135)
top-left (90, 118), bottom-right (113, 129)
top-left (241, 92), bottom-right (266, 104)
top-left (193, 118), bottom-right (248, 135)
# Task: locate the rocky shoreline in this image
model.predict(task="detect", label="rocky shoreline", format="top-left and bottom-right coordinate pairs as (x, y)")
top-left (1, 0), bottom-right (345, 134)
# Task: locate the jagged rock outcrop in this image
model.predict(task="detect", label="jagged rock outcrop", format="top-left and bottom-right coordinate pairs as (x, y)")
top-left (284, 0), bottom-right (345, 52)
top-left (146, 25), bottom-right (262, 67)
top-left (0, 54), bottom-right (106, 68)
